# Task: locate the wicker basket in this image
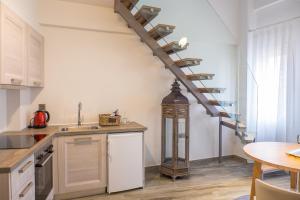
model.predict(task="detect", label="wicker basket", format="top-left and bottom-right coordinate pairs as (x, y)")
top-left (99, 114), bottom-right (121, 126)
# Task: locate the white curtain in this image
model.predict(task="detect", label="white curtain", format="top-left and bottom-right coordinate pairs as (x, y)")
top-left (286, 19), bottom-right (300, 142)
top-left (247, 19), bottom-right (300, 142)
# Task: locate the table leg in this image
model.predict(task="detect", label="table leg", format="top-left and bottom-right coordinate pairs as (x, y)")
top-left (298, 172), bottom-right (300, 192)
top-left (250, 161), bottom-right (262, 200)
top-left (290, 171), bottom-right (297, 190)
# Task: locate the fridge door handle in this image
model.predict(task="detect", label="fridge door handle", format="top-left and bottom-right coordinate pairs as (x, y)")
top-left (107, 140), bottom-right (112, 162)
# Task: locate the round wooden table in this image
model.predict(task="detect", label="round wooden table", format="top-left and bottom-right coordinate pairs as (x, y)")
top-left (243, 142), bottom-right (300, 200)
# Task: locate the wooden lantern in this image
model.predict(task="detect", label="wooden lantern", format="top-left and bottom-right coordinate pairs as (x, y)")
top-left (161, 80), bottom-right (190, 180)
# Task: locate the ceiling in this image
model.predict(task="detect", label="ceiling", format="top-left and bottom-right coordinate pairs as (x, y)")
top-left (61, 0), bottom-right (114, 8)
top-left (254, 0), bottom-right (285, 10)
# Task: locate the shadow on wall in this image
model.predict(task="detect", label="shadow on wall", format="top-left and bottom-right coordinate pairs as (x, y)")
top-left (0, 90), bottom-right (7, 132)
top-left (30, 88), bottom-right (43, 103)
top-left (5, 88), bottom-right (42, 131)
top-left (145, 145), bottom-right (157, 167)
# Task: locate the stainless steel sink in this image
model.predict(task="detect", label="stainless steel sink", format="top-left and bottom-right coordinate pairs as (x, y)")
top-left (60, 125), bottom-right (100, 132)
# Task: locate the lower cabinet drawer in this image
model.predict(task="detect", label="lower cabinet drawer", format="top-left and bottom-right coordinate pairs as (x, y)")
top-left (13, 181), bottom-right (35, 200)
top-left (11, 155), bottom-right (35, 200)
top-left (11, 155), bottom-right (35, 196)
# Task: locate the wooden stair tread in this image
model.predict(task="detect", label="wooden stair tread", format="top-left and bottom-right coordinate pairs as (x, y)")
top-left (186, 73), bottom-right (215, 81)
top-left (162, 41), bottom-right (189, 55)
top-left (207, 100), bottom-right (234, 107)
top-left (148, 24), bottom-right (176, 41)
top-left (236, 131), bottom-right (255, 144)
top-left (243, 134), bottom-right (255, 143)
top-left (219, 112), bottom-right (241, 119)
top-left (134, 5), bottom-right (161, 26)
top-left (121, 0), bottom-right (139, 10)
top-left (175, 58), bottom-right (202, 68)
top-left (197, 88), bottom-right (225, 93)
top-left (221, 118), bottom-right (246, 129)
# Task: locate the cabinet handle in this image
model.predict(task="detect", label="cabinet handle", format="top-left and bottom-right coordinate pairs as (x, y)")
top-left (107, 140), bottom-right (112, 162)
top-left (18, 161), bottom-right (33, 174)
top-left (35, 152), bottom-right (53, 168)
top-left (33, 81), bottom-right (41, 86)
top-left (19, 182), bottom-right (33, 198)
top-left (74, 137), bottom-right (92, 144)
top-left (10, 78), bottom-right (23, 85)
top-left (11, 78), bottom-right (23, 84)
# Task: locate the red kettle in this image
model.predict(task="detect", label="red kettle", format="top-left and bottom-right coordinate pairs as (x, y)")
top-left (32, 110), bottom-right (50, 128)
top-left (29, 106), bottom-right (50, 129)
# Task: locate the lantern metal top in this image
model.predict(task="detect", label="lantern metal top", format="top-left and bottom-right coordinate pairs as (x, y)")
top-left (162, 80), bottom-right (189, 105)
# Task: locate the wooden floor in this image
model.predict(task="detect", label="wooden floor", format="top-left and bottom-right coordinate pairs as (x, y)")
top-left (75, 157), bottom-right (290, 200)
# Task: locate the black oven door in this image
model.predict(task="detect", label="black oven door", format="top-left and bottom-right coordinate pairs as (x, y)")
top-left (35, 151), bottom-right (53, 200)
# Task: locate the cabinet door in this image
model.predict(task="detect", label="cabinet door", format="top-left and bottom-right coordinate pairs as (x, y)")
top-left (0, 5), bottom-right (26, 85)
top-left (27, 26), bottom-right (44, 87)
top-left (58, 134), bottom-right (107, 194)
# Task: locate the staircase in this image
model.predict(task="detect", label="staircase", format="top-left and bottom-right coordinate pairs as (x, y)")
top-left (114, 0), bottom-right (255, 162)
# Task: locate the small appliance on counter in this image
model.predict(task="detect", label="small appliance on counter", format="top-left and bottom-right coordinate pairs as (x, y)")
top-left (99, 109), bottom-right (121, 126)
top-left (28, 104), bottom-right (50, 129)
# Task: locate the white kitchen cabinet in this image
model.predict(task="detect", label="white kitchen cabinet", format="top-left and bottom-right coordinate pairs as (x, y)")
top-left (0, 3), bottom-right (44, 87)
top-left (57, 134), bottom-right (107, 194)
top-left (26, 26), bottom-right (44, 87)
top-left (0, 4), bottom-right (27, 86)
top-left (0, 155), bottom-right (35, 200)
top-left (107, 132), bottom-right (144, 193)
top-left (11, 155), bottom-right (35, 200)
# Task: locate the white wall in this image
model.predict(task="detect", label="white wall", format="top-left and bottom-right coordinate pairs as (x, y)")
top-left (0, 90), bottom-right (7, 132)
top-left (207, 0), bottom-right (241, 42)
top-left (38, 0), bottom-right (129, 34)
top-left (0, 0), bottom-right (238, 166)
top-left (0, 0), bottom-right (39, 30)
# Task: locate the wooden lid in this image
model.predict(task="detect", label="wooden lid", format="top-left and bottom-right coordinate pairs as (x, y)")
top-left (162, 80), bottom-right (189, 105)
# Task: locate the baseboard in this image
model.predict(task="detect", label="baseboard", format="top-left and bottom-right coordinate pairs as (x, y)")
top-left (145, 154), bottom-right (248, 172)
top-left (54, 187), bottom-right (106, 200)
top-left (190, 155), bottom-right (248, 165)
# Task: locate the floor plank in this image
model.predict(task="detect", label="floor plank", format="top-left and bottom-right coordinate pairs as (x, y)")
top-left (75, 158), bottom-right (290, 200)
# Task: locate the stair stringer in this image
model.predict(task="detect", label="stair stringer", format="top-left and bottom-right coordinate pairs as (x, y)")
top-left (114, 0), bottom-right (219, 117)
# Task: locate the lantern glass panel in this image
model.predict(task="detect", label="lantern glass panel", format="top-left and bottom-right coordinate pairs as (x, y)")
top-left (164, 118), bottom-right (173, 163)
top-left (177, 118), bottom-right (186, 160)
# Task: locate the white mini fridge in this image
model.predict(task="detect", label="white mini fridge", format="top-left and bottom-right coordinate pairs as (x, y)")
top-left (107, 132), bottom-right (144, 193)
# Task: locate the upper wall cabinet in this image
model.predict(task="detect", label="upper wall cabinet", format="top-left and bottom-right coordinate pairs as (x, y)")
top-left (0, 4), bottom-right (27, 86)
top-left (0, 4), bottom-right (44, 88)
top-left (27, 27), bottom-right (44, 87)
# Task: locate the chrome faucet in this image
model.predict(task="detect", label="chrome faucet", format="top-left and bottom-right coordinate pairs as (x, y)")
top-left (78, 102), bottom-right (82, 126)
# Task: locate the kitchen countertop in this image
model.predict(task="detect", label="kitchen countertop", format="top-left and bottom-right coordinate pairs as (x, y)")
top-left (0, 122), bottom-right (147, 173)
